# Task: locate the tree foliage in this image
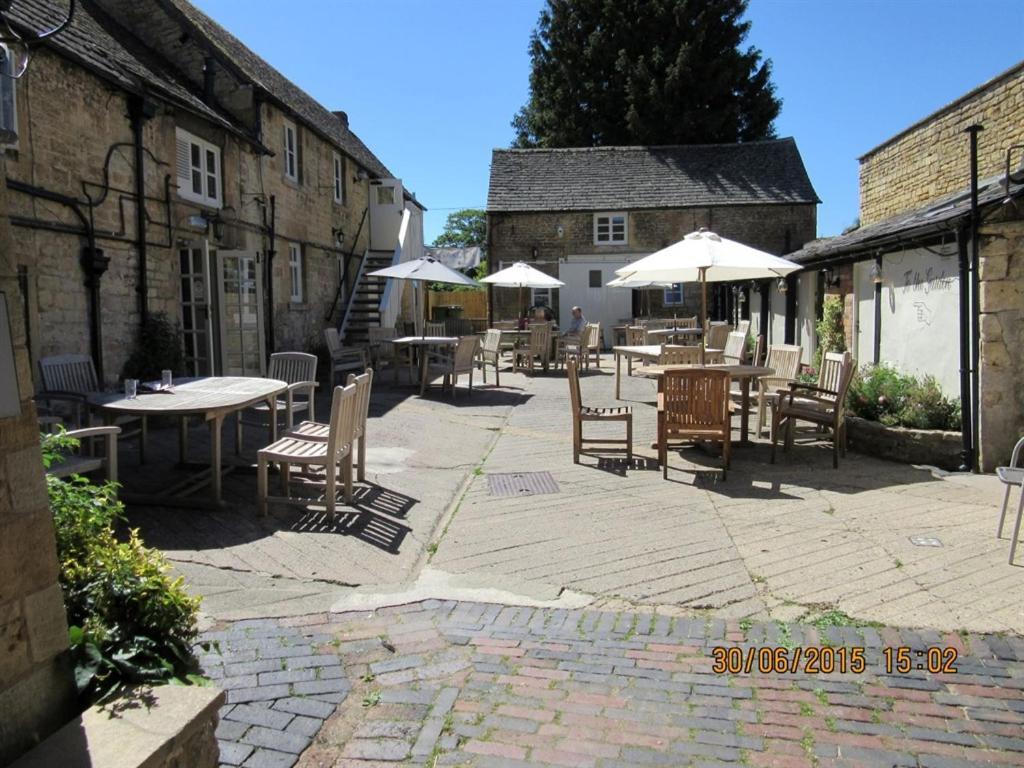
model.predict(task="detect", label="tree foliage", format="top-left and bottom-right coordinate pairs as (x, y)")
top-left (512, 0), bottom-right (781, 148)
top-left (432, 208), bottom-right (486, 248)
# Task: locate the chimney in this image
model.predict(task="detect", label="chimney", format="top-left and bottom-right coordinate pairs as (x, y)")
top-left (333, 111), bottom-right (349, 129)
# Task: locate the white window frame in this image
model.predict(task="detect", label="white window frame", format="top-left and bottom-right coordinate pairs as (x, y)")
top-left (175, 128), bottom-right (222, 208)
top-left (593, 212), bottom-right (627, 245)
top-left (663, 283), bottom-right (684, 305)
top-left (0, 52), bottom-right (17, 147)
top-left (531, 287), bottom-right (553, 308)
top-left (283, 119), bottom-right (298, 182)
top-left (288, 242), bottom-right (303, 303)
top-left (332, 152), bottom-right (345, 204)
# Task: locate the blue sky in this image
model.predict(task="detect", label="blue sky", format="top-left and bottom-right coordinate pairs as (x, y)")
top-left (193, 0), bottom-right (1022, 245)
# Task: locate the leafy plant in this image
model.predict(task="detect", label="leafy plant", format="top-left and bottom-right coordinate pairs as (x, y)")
top-left (814, 295), bottom-right (845, 368)
top-left (847, 364), bottom-right (961, 431)
top-left (43, 432), bottom-right (202, 706)
top-left (122, 312), bottom-right (186, 382)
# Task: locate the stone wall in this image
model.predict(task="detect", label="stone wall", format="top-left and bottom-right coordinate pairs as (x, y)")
top-left (859, 63), bottom-right (1024, 226)
top-left (978, 214), bottom-right (1024, 472)
top-left (487, 205), bottom-right (816, 322)
top-left (0, 161), bottom-right (77, 765)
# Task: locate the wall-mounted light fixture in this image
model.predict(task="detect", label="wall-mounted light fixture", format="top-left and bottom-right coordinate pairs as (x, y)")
top-left (331, 226), bottom-right (345, 248)
top-left (777, 277), bottom-right (788, 293)
top-left (870, 261), bottom-right (883, 285)
top-left (0, 0), bottom-right (76, 80)
top-left (556, 224), bottom-right (564, 238)
top-left (531, 245), bottom-right (539, 259)
top-left (353, 168), bottom-right (369, 182)
top-left (821, 266), bottom-right (840, 287)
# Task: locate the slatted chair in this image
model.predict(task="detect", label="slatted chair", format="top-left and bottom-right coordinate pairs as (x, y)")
top-left (425, 321), bottom-right (446, 336)
top-left (705, 323), bottom-right (730, 351)
top-left (555, 323), bottom-right (591, 371)
top-left (479, 329), bottom-right (503, 386)
top-left (736, 319), bottom-right (751, 339)
top-left (753, 344), bottom-right (803, 436)
top-left (426, 336), bottom-right (480, 397)
top-left (678, 316), bottom-right (699, 329)
top-left (38, 354), bottom-right (147, 462)
top-left (583, 322), bottom-right (603, 368)
top-left (513, 323), bottom-right (551, 374)
top-left (996, 435), bottom-right (1024, 565)
top-left (751, 334), bottom-right (765, 367)
top-left (243, 352), bottom-right (318, 434)
top-left (324, 327), bottom-right (369, 387)
top-left (367, 326), bottom-right (400, 382)
top-left (659, 368), bottom-right (732, 480)
top-left (40, 419), bottom-right (121, 483)
top-left (722, 332), bottom-right (749, 366)
top-left (771, 351), bottom-right (855, 469)
top-left (659, 344), bottom-right (702, 366)
top-left (623, 326), bottom-right (649, 375)
top-left (258, 382), bottom-right (358, 516)
top-left (567, 358), bottom-right (631, 463)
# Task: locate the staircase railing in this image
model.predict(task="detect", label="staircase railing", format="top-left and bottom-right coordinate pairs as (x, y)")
top-left (326, 206), bottom-right (368, 325)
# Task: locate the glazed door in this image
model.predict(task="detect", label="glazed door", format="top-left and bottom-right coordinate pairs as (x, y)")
top-left (216, 250), bottom-right (265, 376)
top-left (178, 241), bottom-right (215, 376)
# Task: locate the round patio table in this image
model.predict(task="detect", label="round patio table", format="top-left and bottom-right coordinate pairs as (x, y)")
top-left (87, 376), bottom-right (287, 506)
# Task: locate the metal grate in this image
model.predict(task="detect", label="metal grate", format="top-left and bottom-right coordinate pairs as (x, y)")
top-left (487, 471), bottom-right (560, 497)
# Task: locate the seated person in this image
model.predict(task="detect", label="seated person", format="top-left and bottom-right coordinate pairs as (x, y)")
top-left (530, 303), bottom-right (555, 322)
top-left (562, 306), bottom-right (587, 337)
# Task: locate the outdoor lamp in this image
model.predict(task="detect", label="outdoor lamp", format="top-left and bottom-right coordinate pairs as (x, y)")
top-left (777, 277), bottom-right (788, 293)
top-left (331, 226), bottom-right (345, 247)
top-left (0, 0), bottom-right (76, 79)
top-left (870, 261), bottom-right (883, 285)
top-left (821, 266), bottom-right (839, 287)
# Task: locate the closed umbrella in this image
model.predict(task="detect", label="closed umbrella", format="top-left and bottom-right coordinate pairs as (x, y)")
top-left (368, 256), bottom-right (479, 336)
top-left (615, 229), bottom-right (800, 361)
top-left (481, 261), bottom-right (565, 321)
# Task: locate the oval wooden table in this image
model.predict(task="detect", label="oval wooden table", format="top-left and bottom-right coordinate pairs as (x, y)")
top-left (639, 364), bottom-right (774, 444)
top-left (88, 376), bottom-right (287, 506)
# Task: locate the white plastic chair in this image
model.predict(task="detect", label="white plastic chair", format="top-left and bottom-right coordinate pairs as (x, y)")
top-left (997, 436), bottom-right (1024, 565)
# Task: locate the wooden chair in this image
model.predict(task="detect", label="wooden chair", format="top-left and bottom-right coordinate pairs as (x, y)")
top-left (771, 351), bottom-right (854, 469)
top-left (555, 324), bottom-right (591, 370)
top-left (567, 358), bottom-right (631, 463)
top-left (751, 334), bottom-right (765, 366)
top-left (38, 354), bottom-right (147, 462)
top-left (41, 420), bottom-right (121, 483)
top-left (705, 323), bottom-right (730, 350)
top-left (324, 327), bottom-right (368, 387)
top-left (258, 382), bottom-right (358, 516)
top-left (722, 332), bottom-right (748, 366)
top-left (425, 321), bottom-right (446, 336)
top-left (624, 326), bottom-right (648, 375)
top-left (479, 329), bottom-right (503, 386)
top-left (492, 320), bottom-right (517, 330)
top-left (513, 323), bottom-right (551, 374)
top-left (659, 368), bottom-right (731, 480)
top-left (426, 336), bottom-right (480, 397)
top-left (583, 322), bottom-right (602, 368)
top-left (996, 435), bottom-right (1024, 565)
top-left (243, 352), bottom-right (317, 435)
top-left (367, 326), bottom-right (400, 382)
top-left (754, 344), bottom-right (803, 436)
top-left (678, 316), bottom-right (699, 329)
top-left (659, 344), bottom-right (701, 366)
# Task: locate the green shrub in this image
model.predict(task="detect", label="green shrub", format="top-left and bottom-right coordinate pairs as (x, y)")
top-left (846, 364), bottom-right (961, 431)
top-left (42, 432), bottom-right (203, 706)
top-left (122, 312), bottom-right (186, 382)
top-left (814, 295), bottom-right (845, 368)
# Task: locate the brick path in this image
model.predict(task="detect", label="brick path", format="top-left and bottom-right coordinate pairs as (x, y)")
top-left (201, 601), bottom-right (1024, 768)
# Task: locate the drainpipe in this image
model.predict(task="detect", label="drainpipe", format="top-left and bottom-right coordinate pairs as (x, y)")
top-left (966, 124), bottom-right (983, 472)
top-left (759, 279), bottom-right (770, 343)
top-left (956, 226), bottom-right (974, 471)
top-left (128, 95), bottom-right (155, 324)
top-left (872, 253), bottom-right (882, 365)
top-left (784, 275), bottom-right (797, 344)
top-left (266, 194), bottom-right (276, 354)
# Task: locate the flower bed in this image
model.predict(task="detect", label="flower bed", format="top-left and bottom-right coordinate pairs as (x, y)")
top-left (845, 416), bottom-right (963, 470)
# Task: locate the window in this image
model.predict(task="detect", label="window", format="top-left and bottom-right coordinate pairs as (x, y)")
top-left (332, 152), bottom-right (345, 204)
top-left (594, 212), bottom-right (627, 245)
top-left (175, 128), bottom-right (221, 207)
top-left (283, 119), bottom-right (298, 181)
top-left (375, 184), bottom-right (396, 205)
top-left (288, 243), bottom-right (303, 303)
top-left (588, 269), bottom-right (602, 288)
top-left (663, 283), bottom-right (684, 305)
top-left (532, 287), bottom-right (552, 308)
top-left (0, 50), bottom-right (16, 145)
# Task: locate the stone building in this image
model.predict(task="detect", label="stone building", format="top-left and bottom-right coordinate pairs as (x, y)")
top-left (5, 0), bottom-right (420, 386)
top-left (782, 61), bottom-right (1024, 471)
top-left (485, 140), bottom-right (819, 346)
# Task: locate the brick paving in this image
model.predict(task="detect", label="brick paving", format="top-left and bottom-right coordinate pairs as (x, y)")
top-left (200, 601), bottom-right (1024, 768)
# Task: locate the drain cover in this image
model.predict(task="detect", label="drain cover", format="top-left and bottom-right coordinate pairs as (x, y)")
top-left (909, 535), bottom-right (943, 547)
top-left (487, 471), bottom-right (559, 497)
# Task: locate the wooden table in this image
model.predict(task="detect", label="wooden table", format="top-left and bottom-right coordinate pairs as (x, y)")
top-left (389, 336), bottom-right (459, 395)
top-left (643, 327), bottom-right (704, 342)
top-left (612, 345), bottom-right (724, 399)
top-left (640, 364), bottom-right (774, 444)
top-left (88, 376), bottom-right (287, 506)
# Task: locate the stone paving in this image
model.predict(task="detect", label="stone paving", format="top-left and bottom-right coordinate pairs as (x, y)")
top-left (200, 600), bottom-right (1024, 768)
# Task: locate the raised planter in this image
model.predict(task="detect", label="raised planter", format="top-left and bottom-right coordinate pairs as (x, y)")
top-left (846, 415), bottom-right (963, 471)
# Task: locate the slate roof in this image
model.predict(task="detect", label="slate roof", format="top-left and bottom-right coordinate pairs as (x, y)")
top-left (487, 139), bottom-right (820, 213)
top-left (11, 0), bottom-right (237, 134)
top-left (163, 0), bottom-right (394, 179)
top-left (787, 173), bottom-right (1024, 264)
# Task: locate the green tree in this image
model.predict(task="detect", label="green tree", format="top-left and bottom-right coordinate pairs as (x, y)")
top-left (512, 0), bottom-right (781, 148)
top-left (432, 208), bottom-right (486, 248)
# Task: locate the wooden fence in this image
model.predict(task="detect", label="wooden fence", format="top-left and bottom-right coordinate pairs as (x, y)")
top-left (427, 289), bottom-right (488, 320)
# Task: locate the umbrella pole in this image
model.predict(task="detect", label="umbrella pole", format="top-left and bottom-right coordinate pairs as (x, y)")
top-left (700, 268), bottom-right (707, 366)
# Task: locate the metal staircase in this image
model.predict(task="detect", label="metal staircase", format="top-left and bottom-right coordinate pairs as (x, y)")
top-left (340, 249), bottom-right (395, 346)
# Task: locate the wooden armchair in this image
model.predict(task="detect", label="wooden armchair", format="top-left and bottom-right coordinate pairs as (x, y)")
top-left (479, 329), bottom-right (503, 386)
top-left (39, 354), bottom-right (146, 462)
top-left (324, 327), bottom-right (368, 387)
top-left (555, 324), bottom-right (591, 370)
top-left (753, 344), bottom-right (802, 436)
top-left (247, 352), bottom-right (318, 430)
top-left (567, 358), bottom-right (631, 463)
top-left (513, 323), bottom-right (551, 374)
top-left (770, 351), bottom-right (854, 468)
top-left (425, 321), bottom-right (446, 336)
top-left (426, 336), bottom-right (480, 397)
top-left (659, 368), bottom-right (731, 480)
top-left (659, 344), bottom-right (701, 366)
top-left (705, 323), bottom-right (730, 351)
top-left (41, 421), bottom-right (122, 483)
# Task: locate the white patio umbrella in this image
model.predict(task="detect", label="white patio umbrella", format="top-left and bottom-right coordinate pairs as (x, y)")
top-left (606, 275), bottom-right (675, 318)
top-left (368, 256), bottom-right (480, 336)
top-left (615, 229), bottom-right (801, 360)
top-left (480, 261), bottom-right (565, 320)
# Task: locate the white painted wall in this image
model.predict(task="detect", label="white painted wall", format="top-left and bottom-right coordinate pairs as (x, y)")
top-left (558, 256), bottom-right (637, 348)
top-left (853, 261), bottom-right (875, 368)
top-left (795, 272), bottom-right (817, 365)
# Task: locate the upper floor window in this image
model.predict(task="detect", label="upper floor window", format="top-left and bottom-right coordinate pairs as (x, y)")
top-left (594, 212), bottom-right (627, 245)
top-left (0, 50), bottom-right (17, 145)
top-left (664, 283), bottom-right (684, 305)
top-left (175, 128), bottom-right (221, 208)
top-left (333, 152), bottom-right (345, 204)
top-left (288, 242), bottom-right (304, 303)
top-left (283, 119), bottom-right (298, 181)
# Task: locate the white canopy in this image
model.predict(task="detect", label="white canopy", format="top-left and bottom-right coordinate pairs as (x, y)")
top-left (368, 256), bottom-right (480, 287)
top-left (606, 275), bottom-right (675, 289)
top-left (481, 261), bottom-right (565, 288)
top-left (614, 229), bottom-right (801, 284)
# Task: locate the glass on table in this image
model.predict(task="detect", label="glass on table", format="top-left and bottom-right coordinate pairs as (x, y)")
top-left (124, 379), bottom-right (138, 400)
top-left (161, 369), bottom-right (173, 390)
